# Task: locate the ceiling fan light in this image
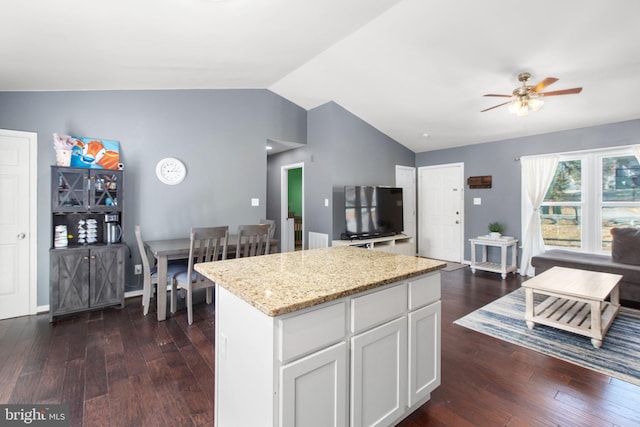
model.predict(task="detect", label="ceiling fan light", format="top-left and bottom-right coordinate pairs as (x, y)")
top-left (516, 104), bottom-right (529, 116)
top-left (509, 98), bottom-right (529, 116)
top-left (508, 100), bottom-right (522, 114)
top-left (529, 98), bottom-right (544, 112)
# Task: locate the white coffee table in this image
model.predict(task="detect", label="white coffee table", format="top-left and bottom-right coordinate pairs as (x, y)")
top-left (522, 266), bottom-right (622, 348)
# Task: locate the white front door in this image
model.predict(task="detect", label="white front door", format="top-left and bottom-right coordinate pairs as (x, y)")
top-left (395, 165), bottom-right (416, 248)
top-left (418, 163), bottom-right (464, 262)
top-left (0, 129), bottom-right (37, 319)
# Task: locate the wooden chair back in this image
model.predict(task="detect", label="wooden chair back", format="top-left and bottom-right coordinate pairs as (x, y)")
top-left (134, 225), bottom-right (153, 282)
top-left (134, 225), bottom-right (157, 315)
top-left (260, 219), bottom-right (276, 238)
top-left (187, 226), bottom-right (229, 280)
top-left (236, 224), bottom-right (271, 258)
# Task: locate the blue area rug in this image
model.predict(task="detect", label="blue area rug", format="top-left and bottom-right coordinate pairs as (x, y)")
top-left (454, 288), bottom-right (640, 386)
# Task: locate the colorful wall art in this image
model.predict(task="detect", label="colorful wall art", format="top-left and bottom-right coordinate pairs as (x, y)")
top-left (70, 137), bottom-right (120, 169)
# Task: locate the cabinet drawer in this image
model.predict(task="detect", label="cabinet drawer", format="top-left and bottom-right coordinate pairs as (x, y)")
top-left (408, 273), bottom-right (440, 310)
top-left (351, 283), bottom-right (407, 334)
top-left (279, 301), bottom-right (347, 363)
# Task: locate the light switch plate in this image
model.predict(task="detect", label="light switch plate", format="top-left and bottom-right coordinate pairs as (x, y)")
top-left (324, 198), bottom-right (329, 207)
top-left (251, 198), bottom-right (259, 206)
top-left (474, 197), bottom-right (481, 205)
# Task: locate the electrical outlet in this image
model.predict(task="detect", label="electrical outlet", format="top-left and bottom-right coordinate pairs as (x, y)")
top-left (134, 264), bottom-right (142, 275)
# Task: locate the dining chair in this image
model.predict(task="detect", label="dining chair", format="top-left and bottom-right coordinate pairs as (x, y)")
top-left (260, 219), bottom-right (276, 239)
top-left (134, 225), bottom-right (188, 316)
top-left (260, 219), bottom-right (278, 253)
top-left (236, 224), bottom-right (271, 258)
top-left (173, 226), bottom-right (229, 325)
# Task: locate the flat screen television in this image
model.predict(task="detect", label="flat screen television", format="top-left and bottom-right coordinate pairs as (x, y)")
top-left (343, 186), bottom-right (404, 239)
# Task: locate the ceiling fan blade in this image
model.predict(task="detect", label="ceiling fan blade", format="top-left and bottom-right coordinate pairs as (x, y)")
top-left (532, 77), bottom-right (558, 93)
top-left (483, 94), bottom-right (512, 98)
top-left (538, 87), bottom-right (583, 97)
top-left (481, 101), bottom-right (512, 112)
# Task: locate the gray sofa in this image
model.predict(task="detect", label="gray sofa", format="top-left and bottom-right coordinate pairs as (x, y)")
top-left (531, 249), bottom-right (640, 308)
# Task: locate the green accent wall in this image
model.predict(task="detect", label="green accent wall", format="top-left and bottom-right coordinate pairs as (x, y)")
top-left (288, 168), bottom-right (302, 217)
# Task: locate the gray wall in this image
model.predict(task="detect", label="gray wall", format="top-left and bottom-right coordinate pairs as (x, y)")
top-left (6, 85), bottom-right (635, 307)
top-left (416, 119), bottom-right (640, 261)
top-left (0, 89), bottom-right (306, 304)
top-left (267, 102), bottom-right (415, 243)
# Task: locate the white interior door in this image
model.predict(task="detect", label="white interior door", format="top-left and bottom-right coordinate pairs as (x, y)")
top-left (418, 163), bottom-right (463, 262)
top-left (0, 129), bottom-right (37, 319)
top-left (395, 165), bottom-right (416, 245)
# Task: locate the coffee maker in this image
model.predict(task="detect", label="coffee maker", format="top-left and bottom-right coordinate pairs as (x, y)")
top-left (103, 214), bottom-right (122, 244)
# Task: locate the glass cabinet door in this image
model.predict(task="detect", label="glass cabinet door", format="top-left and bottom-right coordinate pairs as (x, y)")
top-left (89, 170), bottom-right (122, 211)
top-left (52, 167), bottom-right (123, 212)
top-left (52, 168), bottom-right (88, 212)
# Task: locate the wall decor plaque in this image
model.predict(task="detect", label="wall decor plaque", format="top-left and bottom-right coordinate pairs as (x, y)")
top-left (467, 175), bottom-right (492, 189)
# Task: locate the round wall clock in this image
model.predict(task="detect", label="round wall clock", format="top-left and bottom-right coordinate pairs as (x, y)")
top-left (155, 157), bottom-right (187, 185)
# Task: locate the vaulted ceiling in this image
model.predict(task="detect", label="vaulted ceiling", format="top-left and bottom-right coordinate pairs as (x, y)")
top-left (3, 0), bottom-right (639, 153)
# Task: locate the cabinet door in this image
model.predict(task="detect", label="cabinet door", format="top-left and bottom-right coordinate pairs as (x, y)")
top-left (90, 246), bottom-right (125, 308)
top-left (280, 342), bottom-right (348, 427)
top-left (89, 170), bottom-right (123, 211)
top-left (408, 301), bottom-right (441, 407)
top-left (50, 249), bottom-right (90, 317)
top-left (52, 167), bottom-right (88, 212)
top-left (351, 317), bottom-right (407, 427)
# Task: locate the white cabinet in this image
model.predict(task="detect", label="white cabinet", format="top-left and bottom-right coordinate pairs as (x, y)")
top-left (408, 301), bottom-right (441, 406)
top-left (214, 271), bottom-right (441, 427)
top-left (332, 234), bottom-right (415, 256)
top-left (351, 317), bottom-right (407, 427)
top-left (280, 342), bottom-right (348, 427)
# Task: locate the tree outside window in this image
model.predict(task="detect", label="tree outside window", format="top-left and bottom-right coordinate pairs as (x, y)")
top-left (541, 160), bottom-right (582, 248)
top-left (601, 155), bottom-right (640, 251)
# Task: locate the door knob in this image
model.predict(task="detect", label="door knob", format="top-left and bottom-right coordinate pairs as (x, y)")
top-left (455, 220), bottom-right (460, 224)
top-left (17, 233), bottom-right (26, 240)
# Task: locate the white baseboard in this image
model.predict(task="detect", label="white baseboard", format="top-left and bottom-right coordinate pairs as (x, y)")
top-left (126, 289), bottom-right (144, 298)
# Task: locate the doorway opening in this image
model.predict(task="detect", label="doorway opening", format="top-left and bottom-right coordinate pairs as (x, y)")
top-left (280, 163), bottom-right (304, 252)
top-left (288, 168), bottom-right (303, 250)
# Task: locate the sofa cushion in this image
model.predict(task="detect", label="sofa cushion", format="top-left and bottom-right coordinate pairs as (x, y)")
top-left (611, 227), bottom-right (640, 265)
top-left (531, 249), bottom-right (640, 283)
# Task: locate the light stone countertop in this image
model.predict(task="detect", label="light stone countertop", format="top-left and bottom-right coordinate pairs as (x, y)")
top-left (194, 245), bottom-right (446, 317)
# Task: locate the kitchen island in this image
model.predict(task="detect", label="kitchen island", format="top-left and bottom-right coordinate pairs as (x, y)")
top-left (195, 246), bottom-right (446, 427)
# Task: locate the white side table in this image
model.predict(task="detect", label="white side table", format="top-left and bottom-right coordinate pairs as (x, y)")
top-left (469, 237), bottom-right (518, 279)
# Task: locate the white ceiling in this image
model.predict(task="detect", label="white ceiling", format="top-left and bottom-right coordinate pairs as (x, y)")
top-left (3, 0), bottom-right (640, 153)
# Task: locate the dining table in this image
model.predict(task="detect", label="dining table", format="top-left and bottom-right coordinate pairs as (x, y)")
top-left (144, 235), bottom-right (279, 321)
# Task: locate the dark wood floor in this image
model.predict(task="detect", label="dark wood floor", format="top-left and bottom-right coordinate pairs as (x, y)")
top-left (1, 268), bottom-right (639, 426)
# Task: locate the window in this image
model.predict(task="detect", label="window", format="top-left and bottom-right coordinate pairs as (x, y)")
top-left (540, 147), bottom-right (640, 254)
top-left (541, 159), bottom-right (583, 248)
top-left (601, 154), bottom-right (640, 251)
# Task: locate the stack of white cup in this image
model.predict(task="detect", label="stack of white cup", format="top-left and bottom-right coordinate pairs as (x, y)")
top-left (86, 219), bottom-right (98, 244)
top-left (77, 220), bottom-right (86, 244)
top-left (54, 225), bottom-right (68, 248)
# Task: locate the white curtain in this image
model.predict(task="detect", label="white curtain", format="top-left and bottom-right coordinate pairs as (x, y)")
top-left (520, 155), bottom-right (559, 276)
top-left (633, 145), bottom-right (640, 163)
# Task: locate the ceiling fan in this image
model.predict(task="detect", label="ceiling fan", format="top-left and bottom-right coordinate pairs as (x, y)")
top-left (481, 72), bottom-right (582, 116)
